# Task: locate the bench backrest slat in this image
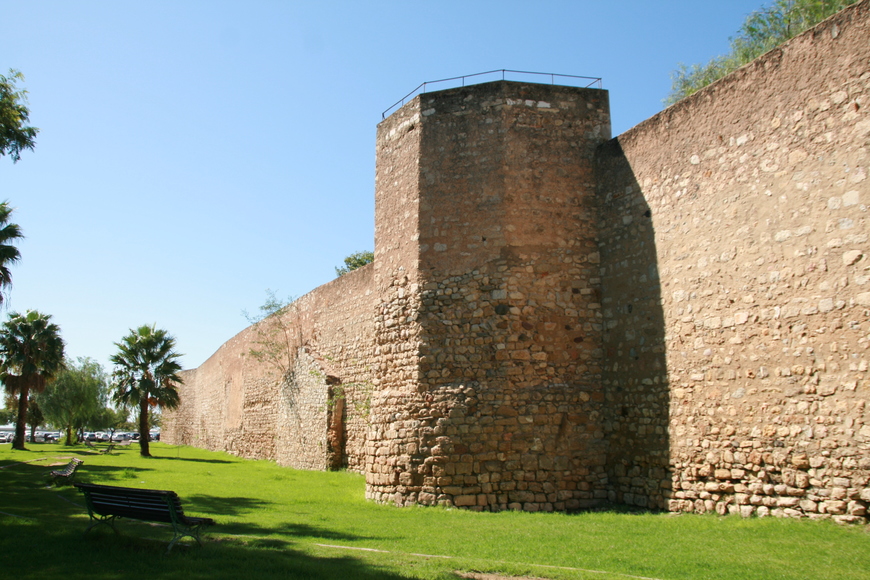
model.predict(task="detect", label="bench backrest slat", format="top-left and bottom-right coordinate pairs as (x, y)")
top-left (51, 458), bottom-right (83, 477)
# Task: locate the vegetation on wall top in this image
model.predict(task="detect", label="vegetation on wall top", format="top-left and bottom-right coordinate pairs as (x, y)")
top-left (335, 251), bottom-right (373, 277)
top-left (665, 0), bottom-right (857, 105)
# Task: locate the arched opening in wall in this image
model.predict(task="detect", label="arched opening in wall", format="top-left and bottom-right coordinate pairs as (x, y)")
top-left (326, 379), bottom-right (346, 470)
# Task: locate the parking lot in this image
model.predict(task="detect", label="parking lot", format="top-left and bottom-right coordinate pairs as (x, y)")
top-left (0, 430), bottom-right (159, 443)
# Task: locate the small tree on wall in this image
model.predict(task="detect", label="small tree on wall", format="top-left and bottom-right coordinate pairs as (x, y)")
top-left (243, 290), bottom-right (299, 379)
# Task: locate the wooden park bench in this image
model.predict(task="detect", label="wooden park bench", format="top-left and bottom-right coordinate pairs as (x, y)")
top-left (49, 458), bottom-right (83, 485)
top-left (84, 440), bottom-right (115, 454)
top-left (74, 483), bottom-right (216, 552)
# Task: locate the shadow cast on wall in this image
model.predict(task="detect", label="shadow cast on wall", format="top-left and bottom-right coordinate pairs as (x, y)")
top-left (596, 137), bottom-right (671, 509)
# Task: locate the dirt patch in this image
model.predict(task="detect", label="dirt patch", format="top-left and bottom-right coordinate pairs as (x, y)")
top-left (457, 573), bottom-right (550, 580)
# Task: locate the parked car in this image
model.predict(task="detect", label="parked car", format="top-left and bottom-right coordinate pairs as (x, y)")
top-left (112, 432), bottom-right (131, 442)
top-left (95, 432), bottom-right (110, 442)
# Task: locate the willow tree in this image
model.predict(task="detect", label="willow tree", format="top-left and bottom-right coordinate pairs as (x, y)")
top-left (110, 325), bottom-right (183, 456)
top-left (0, 310), bottom-right (65, 449)
top-left (38, 357), bottom-right (108, 445)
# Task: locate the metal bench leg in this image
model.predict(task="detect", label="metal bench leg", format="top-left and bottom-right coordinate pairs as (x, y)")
top-left (84, 514), bottom-right (118, 535)
top-left (166, 522), bottom-right (206, 553)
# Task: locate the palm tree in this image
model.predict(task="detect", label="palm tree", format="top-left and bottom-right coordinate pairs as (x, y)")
top-left (111, 324), bottom-right (183, 457)
top-left (0, 310), bottom-right (65, 450)
top-left (0, 202), bottom-right (24, 304)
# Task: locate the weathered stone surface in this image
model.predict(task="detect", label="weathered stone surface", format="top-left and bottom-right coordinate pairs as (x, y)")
top-left (596, 1), bottom-right (869, 521)
top-left (163, 267), bottom-right (376, 472)
top-left (164, 2), bottom-right (870, 521)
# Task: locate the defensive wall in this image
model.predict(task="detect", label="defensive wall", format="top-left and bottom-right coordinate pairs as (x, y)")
top-left (164, 1), bottom-right (870, 521)
top-left (166, 264), bottom-right (376, 473)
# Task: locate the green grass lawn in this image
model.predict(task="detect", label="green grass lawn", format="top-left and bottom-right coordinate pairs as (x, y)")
top-left (1, 442), bottom-right (867, 580)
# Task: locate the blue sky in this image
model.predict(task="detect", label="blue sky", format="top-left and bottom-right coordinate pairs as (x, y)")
top-left (2, 0), bottom-right (764, 372)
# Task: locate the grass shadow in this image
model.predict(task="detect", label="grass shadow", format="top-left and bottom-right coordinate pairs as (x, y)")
top-left (2, 512), bottom-right (418, 580)
top-left (146, 456), bottom-right (237, 464)
top-left (181, 494), bottom-right (384, 542)
top-left (74, 464), bottom-right (159, 486)
top-left (183, 494), bottom-right (276, 516)
top-left (214, 519), bottom-right (384, 543)
top-left (568, 502), bottom-right (667, 517)
top-left (0, 460), bottom-right (407, 580)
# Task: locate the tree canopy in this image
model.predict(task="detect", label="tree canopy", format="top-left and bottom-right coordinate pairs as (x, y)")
top-left (0, 70), bottom-right (38, 163)
top-left (111, 324), bottom-right (183, 456)
top-left (0, 202), bottom-right (23, 307)
top-left (0, 310), bottom-right (65, 449)
top-left (336, 250), bottom-right (374, 276)
top-left (665, 0), bottom-right (857, 105)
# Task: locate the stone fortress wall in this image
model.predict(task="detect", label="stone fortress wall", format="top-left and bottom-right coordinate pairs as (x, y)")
top-left (163, 1), bottom-right (870, 521)
top-left (597, 1), bottom-right (870, 520)
top-left (166, 264), bottom-right (376, 473)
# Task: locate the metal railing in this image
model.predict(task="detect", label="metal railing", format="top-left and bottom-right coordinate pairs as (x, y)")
top-left (382, 69), bottom-right (603, 119)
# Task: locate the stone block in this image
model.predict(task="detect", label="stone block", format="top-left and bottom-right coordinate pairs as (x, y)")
top-left (824, 500), bottom-right (848, 515)
top-left (453, 495), bottom-right (478, 507)
top-left (799, 499), bottom-right (818, 512)
top-left (715, 469), bottom-right (732, 480)
top-left (777, 497), bottom-right (800, 508)
top-left (847, 501), bottom-right (867, 516)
